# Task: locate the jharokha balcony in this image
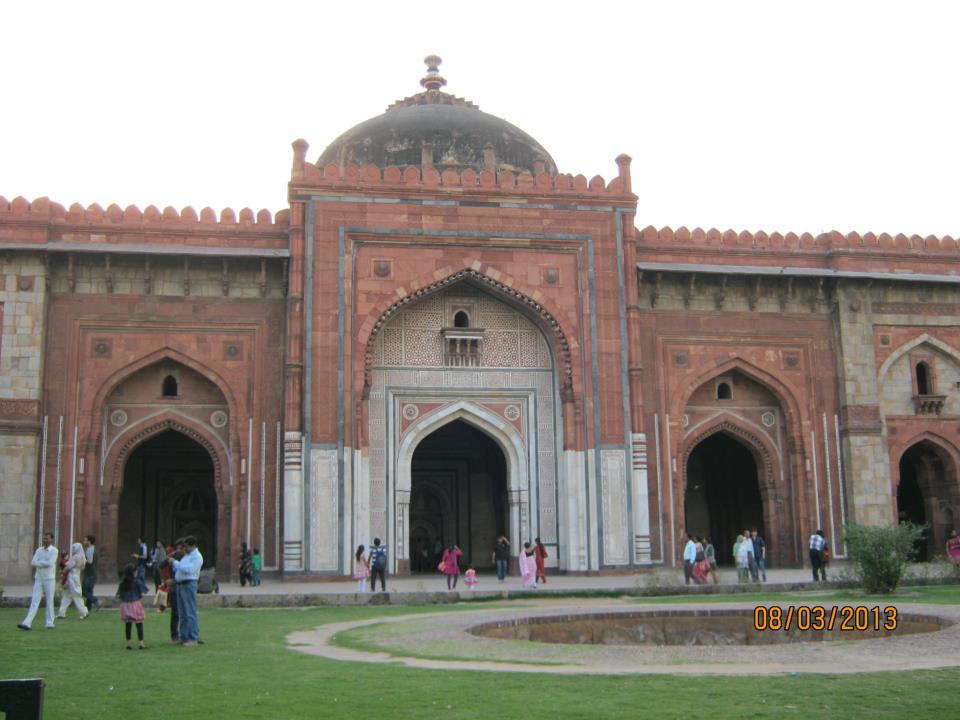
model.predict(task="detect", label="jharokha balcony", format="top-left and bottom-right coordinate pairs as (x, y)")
top-left (914, 394), bottom-right (947, 415)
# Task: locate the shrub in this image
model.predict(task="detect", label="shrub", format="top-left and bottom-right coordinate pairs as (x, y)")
top-left (843, 522), bottom-right (925, 594)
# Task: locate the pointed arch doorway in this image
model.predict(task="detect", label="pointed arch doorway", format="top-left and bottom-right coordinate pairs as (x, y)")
top-left (408, 419), bottom-right (508, 572)
top-left (117, 430), bottom-right (217, 573)
top-left (684, 432), bottom-right (765, 566)
top-left (898, 440), bottom-right (960, 561)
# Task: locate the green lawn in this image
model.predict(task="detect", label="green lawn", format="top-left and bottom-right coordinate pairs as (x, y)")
top-left (2, 601), bottom-right (958, 719)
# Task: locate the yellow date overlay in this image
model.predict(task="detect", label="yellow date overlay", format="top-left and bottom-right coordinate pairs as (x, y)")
top-left (753, 605), bottom-right (898, 632)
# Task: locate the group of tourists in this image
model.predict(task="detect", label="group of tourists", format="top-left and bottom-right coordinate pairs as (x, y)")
top-left (351, 536), bottom-right (550, 592)
top-left (17, 532), bottom-right (204, 650)
top-left (682, 529), bottom-right (767, 585)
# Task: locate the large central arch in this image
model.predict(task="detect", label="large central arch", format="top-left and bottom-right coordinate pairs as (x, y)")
top-left (393, 400), bottom-right (529, 573)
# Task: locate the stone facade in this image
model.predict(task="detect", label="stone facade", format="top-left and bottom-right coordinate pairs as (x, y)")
top-left (1, 67), bottom-right (959, 582)
top-left (0, 253), bottom-right (46, 582)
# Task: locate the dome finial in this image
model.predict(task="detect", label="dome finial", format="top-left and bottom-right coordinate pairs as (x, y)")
top-left (420, 54), bottom-right (446, 92)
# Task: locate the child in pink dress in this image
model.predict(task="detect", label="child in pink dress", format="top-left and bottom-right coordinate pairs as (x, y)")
top-left (116, 563), bottom-right (146, 649)
top-left (464, 567), bottom-right (478, 590)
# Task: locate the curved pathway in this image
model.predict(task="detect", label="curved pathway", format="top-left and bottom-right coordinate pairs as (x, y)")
top-left (286, 598), bottom-right (960, 675)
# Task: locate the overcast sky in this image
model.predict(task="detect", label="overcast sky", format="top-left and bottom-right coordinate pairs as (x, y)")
top-left (2, 1), bottom-right (958, 237)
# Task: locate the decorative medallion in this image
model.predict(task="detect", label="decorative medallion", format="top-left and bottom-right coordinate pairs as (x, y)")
top-left (673, 351), bottom-right (688, 367)
top-left (92, 339), bottom-right (113, 358)
top-left (373, 259), bottom-right (392, 278)
top-left (761, 411), bottom-right (776, 428)
top-left (681, 414), bottom-right (689, 428)
top-left (210, 410), bottom-right (228, 428)
top-left (223, 342), bottom-right (241, 360)
top-left (109, 409), bottom-right (128, 427)
top-left (504, 404), bottom-right (521, 421)
top-left (402, 404), bottom-right (420, 421)
top-left (543, 268), bottom-right (559, 285)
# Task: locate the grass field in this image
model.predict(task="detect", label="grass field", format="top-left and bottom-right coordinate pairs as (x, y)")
top-left (2, 590), bottom-right (959, 719)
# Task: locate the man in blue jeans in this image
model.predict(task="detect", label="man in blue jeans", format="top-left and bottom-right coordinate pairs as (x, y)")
top-left (492, 536), bottom-right (510, 583)
top-left (169, 536), bottom-right (203, 646)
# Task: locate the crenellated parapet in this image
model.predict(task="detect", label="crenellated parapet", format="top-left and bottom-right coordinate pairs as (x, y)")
top-left (0, 195), bottom-right (290, 229)
top-left (289, 139), bottom-right (635, 199)
top-left (638, 226), bottom-right (960, 254)
top-left (0, 195), bottom-right (291, 259)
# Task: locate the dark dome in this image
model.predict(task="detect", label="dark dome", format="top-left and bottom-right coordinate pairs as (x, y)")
top-left (317, 57), bottom-right (557, 176)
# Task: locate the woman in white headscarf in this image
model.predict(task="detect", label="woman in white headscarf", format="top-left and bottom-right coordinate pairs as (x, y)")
top-left (58, 542), bottom-right (89, 619)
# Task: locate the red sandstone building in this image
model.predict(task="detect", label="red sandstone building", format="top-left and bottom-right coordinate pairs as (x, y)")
top-left (1, 57), bottom-right (957, 581)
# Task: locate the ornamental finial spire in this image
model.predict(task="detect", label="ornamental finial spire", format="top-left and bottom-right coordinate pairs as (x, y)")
top-left (420, 54), bottom-right (446, 92)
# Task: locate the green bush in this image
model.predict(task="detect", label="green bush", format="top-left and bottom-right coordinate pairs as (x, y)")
top-left (843, 521), bottom-right (925, 594)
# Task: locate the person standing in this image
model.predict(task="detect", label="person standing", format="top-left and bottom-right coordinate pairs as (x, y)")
top-left (750, 529), bottom-right (767, 582)
top-left (734, 534), bottom-right (750, 583)
top-left (353, 545), bottom-right (369, 592)
top-left (947, 529), bottom-right (960, 564)
top-left (440, 543), bottom-right (462, 590)
top-left (743, 527), bottom-right (758, 581)
top-left (368, 537), bottom-right (387, 592)
top-left (165, 540), bottom-right (184, 643)
top-left (491, 536), bottom-right (510, 583)
top-left (169, 535), bottom-right (203, 646)
top-left (132, 537), bottom-right (149, 595)
top-left (58, 542), bottom-right (89, 620)
top-left (703, 537), bottom-right (719, 585)
top-left (238, 542), bottom-right (253, 587)
top-left (18, 532), bottom-right (59, 630)
top-left (682, 533), bottom-right (697, 585)
top-left (251, 548), bottom-right (262, 586)
top-left (519, 542), bottom-right (538, 589)
top-left (82, 534), bottom-right (100, 611)
top-left (116, 564), bottom-right (147, 650)
top-left (151, 541), bottom-right (167, 592)
top-left (534, 538), bottom-right (548, 585)
top-left (809, 529), bottom-right (826, 582)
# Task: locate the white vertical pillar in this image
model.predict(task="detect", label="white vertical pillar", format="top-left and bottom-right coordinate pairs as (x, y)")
top-left (631, 433), bottom-right (651, 563)
top-left (282, 431), bottom-right (304, 571)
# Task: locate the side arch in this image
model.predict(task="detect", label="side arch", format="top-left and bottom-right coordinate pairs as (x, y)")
top-left (878, 333), bottom-right (960, 381)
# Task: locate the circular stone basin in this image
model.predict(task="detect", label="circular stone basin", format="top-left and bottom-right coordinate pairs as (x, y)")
top-left (469, 608), bottom-right (948, 646)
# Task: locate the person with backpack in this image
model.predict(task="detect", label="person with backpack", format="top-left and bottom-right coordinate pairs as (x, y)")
top-left (369, 537), bottom-right (387, 592)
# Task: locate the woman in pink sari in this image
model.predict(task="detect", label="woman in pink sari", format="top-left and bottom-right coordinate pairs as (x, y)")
top-left (519, 542), bottom-right (538, 589)
top-left (440, 544), bottom-right (462, 590)
top-left (946, 530), bottom-right (960, 564)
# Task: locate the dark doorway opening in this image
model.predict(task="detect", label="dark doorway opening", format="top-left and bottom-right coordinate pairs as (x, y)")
top-left (409, 419), bottom-right (507, 573)
top-left (118, 430), bottom-right (217, 573)
top-left (898, 441), bottom-right (958, 561)
top-left (684, 432), bottom-right (764, 566)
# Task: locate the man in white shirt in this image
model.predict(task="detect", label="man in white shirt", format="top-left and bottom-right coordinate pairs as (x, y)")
top-left (682, 532), bottom-right (697, 585)
top-left (18, 532), bottom-right (59, 630)
top-left (169, 535), bottom-right (203, 645)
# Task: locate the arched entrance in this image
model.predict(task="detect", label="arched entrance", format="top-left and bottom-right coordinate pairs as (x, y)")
top-left (118, 430), bottom-right (217, 572)
top-left (408, 420), bottom-right (508, 572)
top-left (684, 433), bottom-right (764, 566)
top-left (898, 441), bottom-right (960, 561)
